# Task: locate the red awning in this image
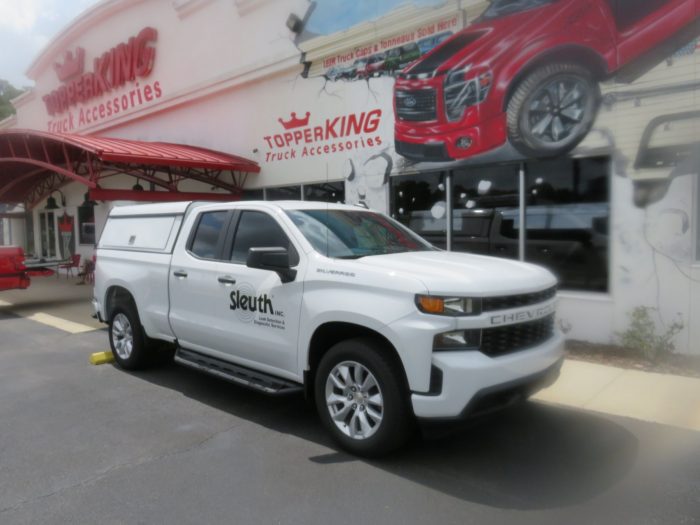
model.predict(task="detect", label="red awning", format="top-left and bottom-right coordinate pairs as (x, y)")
top-left (0, 129), bottom-right (260, 207)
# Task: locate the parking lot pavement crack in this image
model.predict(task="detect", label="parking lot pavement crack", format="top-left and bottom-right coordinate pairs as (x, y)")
top-left (0, 419), bottom-right (247, 516)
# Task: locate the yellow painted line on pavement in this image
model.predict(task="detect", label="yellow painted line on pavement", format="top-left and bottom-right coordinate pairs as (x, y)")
top-left (27, 312), bottom-right (97, 334)
top-left (89, 351), bottom-right (115, 365)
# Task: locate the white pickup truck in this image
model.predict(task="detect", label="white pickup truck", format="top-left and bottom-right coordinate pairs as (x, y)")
top-left (94, 200), bottom-right (563, 456)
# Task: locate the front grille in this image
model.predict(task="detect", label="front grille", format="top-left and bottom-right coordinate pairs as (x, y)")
top-left (482, 286), bottom-right (556, 312)
top-left (395, 140), bottom-right (450, 162)
top-left (480, 314), bottom-right (555, 357)
top-left (396, 89), bottom-right (437, 121)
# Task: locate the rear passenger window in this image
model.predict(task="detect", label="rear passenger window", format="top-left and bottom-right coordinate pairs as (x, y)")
top-left (230, 211), bottom-right (296, 264)
top-left (190, 211), bottom-right (228, 259)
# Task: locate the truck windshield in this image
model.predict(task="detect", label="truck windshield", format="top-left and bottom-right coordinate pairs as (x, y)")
top-left (286, 209), bottom-right (435, 259)
top-left (478, 0), bottom-right (555, 21)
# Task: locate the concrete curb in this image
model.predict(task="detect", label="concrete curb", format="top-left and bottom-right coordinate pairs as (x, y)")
top-left (533, 359), bottom-right (700, 432)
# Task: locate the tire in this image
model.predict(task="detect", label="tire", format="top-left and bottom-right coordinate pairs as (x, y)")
top-left (314, 337), bottom-right (414, 457)
top-left (507, 63), bottom-right (600, 158)
top-left (108, 303), bottom-right (153, 370)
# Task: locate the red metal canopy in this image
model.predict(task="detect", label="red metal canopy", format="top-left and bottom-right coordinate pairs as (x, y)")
top-left (0, 129), bottom-right (260, 208)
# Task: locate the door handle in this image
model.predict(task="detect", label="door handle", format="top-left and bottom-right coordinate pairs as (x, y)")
top-left (217, 275), bottom-right (237, 285)
top-left (173, 270), bottom-right (188, 278)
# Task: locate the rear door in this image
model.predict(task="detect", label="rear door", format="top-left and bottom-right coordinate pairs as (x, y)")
top-left (169, 208), bottom-right (238, 356)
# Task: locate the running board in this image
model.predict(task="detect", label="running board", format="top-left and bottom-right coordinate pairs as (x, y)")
top-left (174, 347), bottom-right (303, 395)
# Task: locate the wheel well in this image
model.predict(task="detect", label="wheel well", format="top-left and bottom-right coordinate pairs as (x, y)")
top-left (305, 322), bottom-right (410, 397)
top-left (503, 46), bottom-right (608, 111)
top-left (104, 286), bottom-right (136, 321)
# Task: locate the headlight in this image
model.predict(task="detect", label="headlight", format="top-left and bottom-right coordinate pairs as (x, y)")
top-left (444, 67), bottom-right (492, 121)
top-left (415, 294), bottom-right (481, 316)
top-left (433, 329), bottom-right (481, 351)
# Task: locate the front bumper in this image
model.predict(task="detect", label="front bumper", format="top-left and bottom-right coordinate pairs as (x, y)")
top-left (394, 111), bottom-right (507, 162)
top-left (411, 332), bottom-right (565, 419)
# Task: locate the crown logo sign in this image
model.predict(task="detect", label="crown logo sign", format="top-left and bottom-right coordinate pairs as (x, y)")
top-left (53, 48), bottom-right (85, 82)
top-left (278, 111), bottom-right (310, 130)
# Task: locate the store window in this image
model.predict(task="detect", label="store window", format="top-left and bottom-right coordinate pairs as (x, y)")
top-left (78, 205), bottom-right (96, 245)
top-left (241, 189), bottom-right (264, 201)
top-left (266, 185), bottom-right (302, 201)
top-left (392, 157), bottom-right (611, 292)
top-left (304, 181), bottom-right (345, 203)
top-left (522, 157), bottom-right (609, 292)
top-left (452, 164), bottom-right (520, 257)
top-left (390, 172), bottom-right (447, 249)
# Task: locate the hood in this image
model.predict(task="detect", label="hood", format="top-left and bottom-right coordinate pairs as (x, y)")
top-left (354, 251), bottom-right (556, 296)
top-left (402, 2), bottom-right (565, 78)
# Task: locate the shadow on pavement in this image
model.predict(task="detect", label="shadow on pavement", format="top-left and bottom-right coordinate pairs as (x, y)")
top-left (129, 361), bottom-right (639, 511)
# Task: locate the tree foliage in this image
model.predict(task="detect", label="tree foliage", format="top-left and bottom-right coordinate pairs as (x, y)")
top-left (0, 79), bottom-right (25, 121)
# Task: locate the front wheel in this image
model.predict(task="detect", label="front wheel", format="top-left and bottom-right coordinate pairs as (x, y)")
top-left (507, 63), bottom-right (600, 158)
top-left (314, 338), bottom-right (414, 457)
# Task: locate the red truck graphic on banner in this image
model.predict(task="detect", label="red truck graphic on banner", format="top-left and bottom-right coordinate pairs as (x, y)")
top-left (393, 0), bottom-right (700, 162)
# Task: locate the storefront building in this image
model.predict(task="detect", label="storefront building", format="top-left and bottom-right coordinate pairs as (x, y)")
top-left (0, 0), bottom-right (698, 353)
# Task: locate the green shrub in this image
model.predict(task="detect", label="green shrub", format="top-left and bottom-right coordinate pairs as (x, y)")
top-left (617, 306), bottom-right (684, 362)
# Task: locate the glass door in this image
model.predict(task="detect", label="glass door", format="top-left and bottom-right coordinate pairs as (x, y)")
top-left (39, 211), bottom-right (57, 258)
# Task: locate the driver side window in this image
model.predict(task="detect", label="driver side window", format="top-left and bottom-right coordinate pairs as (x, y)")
top-left (604, 0), bottom-right (670, 31)
top-left (230, 211), bottom-right (298, 265)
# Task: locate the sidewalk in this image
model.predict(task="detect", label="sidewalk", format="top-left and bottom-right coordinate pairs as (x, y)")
top-left (534, 359), bottom-right (700, 432)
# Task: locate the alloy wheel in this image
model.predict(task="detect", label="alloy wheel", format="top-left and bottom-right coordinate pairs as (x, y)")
top-left (325, 360), bottom-right (384, 440)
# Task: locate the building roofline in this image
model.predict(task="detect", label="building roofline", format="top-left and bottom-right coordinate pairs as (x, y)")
top-left (25, 0), bottom-right (147, 80)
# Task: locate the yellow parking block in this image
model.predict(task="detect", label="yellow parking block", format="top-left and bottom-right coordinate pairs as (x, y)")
top-left (27, 312), bottom-right (96, 333)
top-left (89, 351), bottom-right (115, 365)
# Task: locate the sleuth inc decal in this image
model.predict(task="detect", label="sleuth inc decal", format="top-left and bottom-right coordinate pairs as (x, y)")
top-left (262, 109), bottom-right (383, 163)
top-left (229, 282), bottom-right (285, 330)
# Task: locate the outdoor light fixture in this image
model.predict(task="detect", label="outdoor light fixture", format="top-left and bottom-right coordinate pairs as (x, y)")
top-left (132, 180), bottom-right (144, 191)
top-left (45, 190), bottom-right (66, 210)
top-left (81, 191), bottom-right (96, 207)
top-left (286, 13), bottom-right (303, 34)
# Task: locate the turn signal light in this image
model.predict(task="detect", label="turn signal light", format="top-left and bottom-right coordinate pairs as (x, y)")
top-left (415, 295), bottom-right (481, 316)
top-left (417, 295), bottom-right (445, 314)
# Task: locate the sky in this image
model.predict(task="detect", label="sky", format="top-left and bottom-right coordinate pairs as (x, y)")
top-left (0, 0), bottom-right (101, 88)
top-left (305, 0), bottom-right (444, 36)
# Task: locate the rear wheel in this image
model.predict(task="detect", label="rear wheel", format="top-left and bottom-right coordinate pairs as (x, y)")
top-left (507, 63), bottom-right (600, 157)
top-left (314, 338), bottom-right (414, 457)
top-left (109, 303), bottom-right (152, 370)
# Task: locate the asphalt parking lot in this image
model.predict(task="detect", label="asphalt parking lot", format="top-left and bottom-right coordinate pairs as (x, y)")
top-left (1, 308), bottom-right (699, 525)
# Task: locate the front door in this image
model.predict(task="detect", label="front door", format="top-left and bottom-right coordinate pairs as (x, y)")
top-left (169, 206), bottom-right (304, 378)
top-left (38, 211), bottom-right (57, 258)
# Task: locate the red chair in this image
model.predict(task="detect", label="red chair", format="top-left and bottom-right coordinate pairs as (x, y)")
top-left (59, 254), bottom-right (81, 279)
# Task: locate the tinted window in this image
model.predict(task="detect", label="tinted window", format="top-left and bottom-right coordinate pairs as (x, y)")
top-left (231, 211), bottom-right (294, 264)
top-left (391, 172), bottom-right (447, 248)
top-left (241, 189), bottom-right (264, 201)
top-left (479, 0), bottom-right (555, 21)
top-left (523, 157), bottom-right (610, 292)
top-left (266, 186), bottom-right (301, 201)
top-left (304, 181), bottom-right (345, 203)
top-left (190, 211), bottom-right (228, 259)
top-left (605, 0), bottom-right (670, 31)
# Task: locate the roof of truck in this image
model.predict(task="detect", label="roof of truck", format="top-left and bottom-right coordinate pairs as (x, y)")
top-left (109, 200), bottom-right (366, 217)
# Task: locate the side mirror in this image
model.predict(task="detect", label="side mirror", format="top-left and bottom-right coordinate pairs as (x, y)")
top-left (246, 247), bottom-right (297, 283)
